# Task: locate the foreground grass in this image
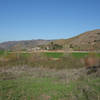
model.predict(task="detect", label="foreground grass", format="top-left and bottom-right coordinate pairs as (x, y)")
top-left (0, 77), bottom-right (68, 100)
top-left (0, 50), bottom-right (100, 100)
top-left (0, 75), bottom-right (100, 100)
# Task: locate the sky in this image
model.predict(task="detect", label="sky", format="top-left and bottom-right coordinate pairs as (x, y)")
top-left (0, 0), bottom-right (100, 42)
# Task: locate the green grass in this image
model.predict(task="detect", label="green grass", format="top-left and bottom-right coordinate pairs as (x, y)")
top-left (72, 52), bottom-right (100, 58)
top-left (0, 50), bottom-right (4, 55)
top-left (71, 53), bottom-right (89, 58)
top-left (43, 52), bottom-right (100, 58)
top-left (0, 76), bottom-right (100, 100)
top-left (43, 52), bottom-right (64, 58)
top-left (98, 53), bottom-right (100, 57)
top-left (0, 50), bottom-right (100, 58)
top-left (0, 50), bottom-right (7, 56)
top-left (0, 77), bottom-right (69, 100)
top-left (0, 50), bottom-right (100, 100)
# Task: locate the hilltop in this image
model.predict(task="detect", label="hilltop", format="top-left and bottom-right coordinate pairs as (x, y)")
top-left (51, 29), bottom-right (100, 51)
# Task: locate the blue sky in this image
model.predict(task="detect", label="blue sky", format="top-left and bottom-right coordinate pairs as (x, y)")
top-left (0, 0), bottom-right (100, 42)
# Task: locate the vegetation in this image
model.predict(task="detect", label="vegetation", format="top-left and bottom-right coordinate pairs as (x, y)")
top-left (49, 42), bottom-right (63, 50)
top-left (0, 50), bottom-right (7, 56)
top-left (71, 52), bottom-right (89, 58)
top-left (0, 50), bottom-right (100, 69)
top-left (43, 52), bottom-right (100, 58)
top-left (0, 50), bottom-right (100, 100)
top-left (48, 29), bottom-right (100, 51)
top-left (43, 52), bottom-right (64, 58)
top-left (0, 52), bottom-right (84, 69)
top-left (0, 66), bottom-right (100, 100)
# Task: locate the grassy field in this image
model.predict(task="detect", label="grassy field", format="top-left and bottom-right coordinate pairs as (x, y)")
top-left (43, 52), bottom-right (64, 58)
top-left (72, 52), bottom-right (100, 58)
top-left (0, 67), bottom-right (100, 100)
top-left (0, 50), bottom-right (100, 100)
top-left (1, 77), bottom-right (100, 100)
top-left (0, 77), bottom-right (69, 100)
top-left (0, 50), bottom-right (100, 58)
top-left (0, 51), bottom-right (84, 69)
top-left (0, 50), bottom-right (100, 69)
top-left (43, 52), bottom-right (100, 58)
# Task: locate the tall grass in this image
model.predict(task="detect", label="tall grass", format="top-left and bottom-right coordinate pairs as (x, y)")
top-left (0, 51), bottom-right (99, 69)
top-left (0, 51), bottom-right (100, 100)
top-left (0, 52), bottom-right (84, 69)
top-left (84, 52), bottom-right (100, 68)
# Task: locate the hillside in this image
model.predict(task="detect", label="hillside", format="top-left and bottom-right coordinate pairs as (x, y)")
top-left (0, 40), bottom-right (51, 50)
top-left (52, 29), bottom-right (100, 51)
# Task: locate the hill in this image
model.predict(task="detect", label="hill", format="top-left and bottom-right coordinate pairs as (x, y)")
top-left (51, 29), bottom-right (100, 51)
top-left (0, 40), bottom-right (51, 51)
top-left (0, 29), bottom-right (100, 51)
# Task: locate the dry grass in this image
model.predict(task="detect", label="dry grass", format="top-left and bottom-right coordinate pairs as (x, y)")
top-left (0, 52), bottom-right (84, 69)
top-left (84, 53), bottom-right (100, 68)
top-left (0, 51), bottom-right (100, 100)
top-left (0, 66), bottom-right (100, 100)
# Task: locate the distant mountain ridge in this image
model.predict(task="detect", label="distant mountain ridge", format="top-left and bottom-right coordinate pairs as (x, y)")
top-left (0, 39), bottom-right (51, 50)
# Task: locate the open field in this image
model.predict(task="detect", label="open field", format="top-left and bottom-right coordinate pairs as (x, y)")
top-left (0, 0), bottom-right (100, 99)
top-left (43, 52), bottom-right (64, 58)
top-left (71, 52), bottom-right (100, 58)
top-left (0, 66), bottom-right (100, 100)
top-left (0, 50), bottom-right (100, 58)
top-left (43, 52), bottom-right (100, 58)
top-left (0, 50), bottom-right (100, 100)
top-left (0, 50), bottom-right (100, 69)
